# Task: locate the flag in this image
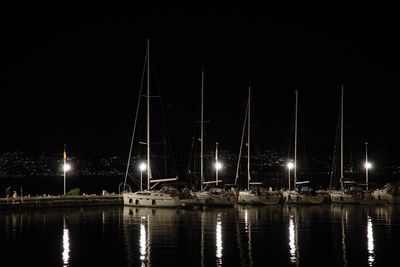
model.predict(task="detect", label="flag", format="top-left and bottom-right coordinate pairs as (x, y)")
top-left (64, 144), bottom-right (67, 160)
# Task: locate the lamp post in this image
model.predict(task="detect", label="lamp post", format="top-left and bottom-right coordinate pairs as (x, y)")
top-left (63, 144), bottom-right (71, 196)
top-left (63, 163), bottom-right (71, 196)
top-left (364, 142), bottom-right (372, 191)
top-left (287, 162), bottom-right (294, 190)
top-left (215, 161), bottom-right (222, 186)
top-left (215, 142), bottom-right (222, 186)
top-left (139, 162), bottom-right (147, 192)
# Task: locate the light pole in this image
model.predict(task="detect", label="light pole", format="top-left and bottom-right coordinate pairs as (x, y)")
top-left (63, 163), bottom-right (71, 196)
top-left (215, 161), bottom-right (222, 186)
top-left (364, 142), bottom-right (372, 191)
top-left (139, 162), bottom-right (147, 191)
top-left (63, 144), bottom-right (71, 196)
top-left (215, 142), bottom-right (222, 186)
top-left (287, 162), bottom-right (294, 190)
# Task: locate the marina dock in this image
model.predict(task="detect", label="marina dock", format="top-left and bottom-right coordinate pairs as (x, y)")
top-left (0, 194), bottom-right (122, 210)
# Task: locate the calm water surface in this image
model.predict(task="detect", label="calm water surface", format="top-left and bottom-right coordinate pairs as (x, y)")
top-left (1, 205), bottom-right (399, 266)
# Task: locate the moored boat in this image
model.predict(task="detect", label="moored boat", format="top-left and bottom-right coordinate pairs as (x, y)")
top-left (372, 181), bottom-right (400, 204)
top-left (122, 40), bottom-right (191, 208)
top-left (235, 87), bottom-right (282, 205)
top-left (283, 91), bottom-right (324, 204)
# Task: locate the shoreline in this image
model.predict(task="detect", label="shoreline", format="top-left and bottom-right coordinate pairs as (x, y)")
top-left (0, 194), bottom-right (122, 210)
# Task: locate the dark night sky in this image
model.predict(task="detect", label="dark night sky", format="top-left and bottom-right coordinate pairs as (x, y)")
top-left (1, 4), bottom-right (399, 166)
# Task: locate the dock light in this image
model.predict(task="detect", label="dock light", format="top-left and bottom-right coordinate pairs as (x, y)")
top-left (364, 142), bottom-right (371, 191)
top-left (139, 162), bottom-right (147, 171)
top-left (139, 162), bottom-right (147, 191)
top-left (287, 162), bottom-right (294, 170)
top-left (215, 161), bottom-right (222, 170)
top-left (63, 163), bottom-right (71, 172)
top-left (287, 162), bottom-right (294, 190)
top-left (364, 162), bottom-right (372, 169)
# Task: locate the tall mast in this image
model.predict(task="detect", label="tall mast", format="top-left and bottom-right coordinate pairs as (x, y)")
top-left (200, 68), bottom-right (204, 191)
top-left (63, 143), bottom-right (66, 196)
top-left (234, 93), bottom-right (249, 185)
top-left (340, 85), bottom-right (344, 191)
top-left (215, 142), bottom-right (219, 186)
top-left (365, 142), bottom-right (369, 191)
top-left (247, 87), bottom-right (251, 190)
top-left (146, 39), bottom-right (152, 190)
top-left (294, 90), bottom-right (298, 186)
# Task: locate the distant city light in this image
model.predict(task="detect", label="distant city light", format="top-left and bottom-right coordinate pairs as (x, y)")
top-left (63, 163), bottom-right (71, 172)
top-left (365, 162), bottom-right (372, 169)
top-left (287, 162), bottom-right (294, 170)
top-left (139, 162), bottom-right (147, 171)
top-left (215, 161), bottom-right (222, 170)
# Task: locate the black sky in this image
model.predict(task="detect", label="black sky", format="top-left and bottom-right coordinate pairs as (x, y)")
top-left (1, 5), bottom-right (399, 165)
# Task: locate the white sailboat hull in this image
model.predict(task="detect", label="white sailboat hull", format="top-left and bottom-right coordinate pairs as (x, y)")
top-left (283, 190), bottom-right (325, 204)
top-left (193, 191), bottom-right (237, 206)
top-left (372, 188), bottom-right (400, 204)
top-left (358, 191), bottom-right (387, 205)
top-left (329, 190), bottom-right (360, 204)
top-left (123, 191), bottom-right (182, 208)
top-left (237, 190), bottom-right (281, 205)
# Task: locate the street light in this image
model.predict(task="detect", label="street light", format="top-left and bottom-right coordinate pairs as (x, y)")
top-left (63, 164), bottom-right (71, 172)
top-left (63, 163), bottom-right (71, 196)
top-left (364, 142), bottom-right (372, 191)
top-left (62, 144), bottom-right (72, 196)
top-left (364, 162), bottom-right (372, 169)
top-left (214, 142), bottom-right (222, 186)
top-left (139, 162), bottom-right (147, 191)
top-left (287, 162), bottom-right (294, 190)
top-left (215, 161), bottom-right (223, 186)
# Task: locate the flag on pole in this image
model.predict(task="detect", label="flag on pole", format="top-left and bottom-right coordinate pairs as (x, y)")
top-left (64, 144), bottom-right (67, 161)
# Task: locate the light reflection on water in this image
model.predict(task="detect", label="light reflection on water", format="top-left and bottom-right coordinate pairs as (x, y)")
top-left (289, 215), bottom-right (297, 264)
top-left (62, 216), bottom-right (70, 267)
top-left (367, 215), bottom-right (375, 266)
top-left (216, 213), bottom-right (223, 266)
top-left (1, 205), bottom-right (399, 266)
top-left (139, 218), bottom-right (147, 263)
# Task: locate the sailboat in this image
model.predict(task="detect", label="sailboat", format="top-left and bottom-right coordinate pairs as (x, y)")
top-left (282, 90), bottom-right (325, 204)
top-left (122, 39), bottom-right (196, 208)
top-left (236, 87), bottom-right (282, 205)
top-left (358, 142), bottom-right (386, 205)
top-left (329, 86), bottom-right (360, 204)
top-left (372, 180), bottom-right (400, 203)
top-left (191, 69), bottom-right (237, 206)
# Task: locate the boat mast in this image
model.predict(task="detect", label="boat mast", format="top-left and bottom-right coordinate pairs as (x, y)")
top-left (200, 68), bottom-right (204, 191)
top-left (247, 87), bottom-right (251, 190)
top-left (147, 39), bottom-right (152, 190)
top-left (294, 90), bottom-right (298, 186)
top-left (340, 85), bottom-right (344, 191)
top-left (365, 142), bottom-right (369, 191)
top-left (215, 142), bottom-right (219, 186)
top-left (234, 93), bottom-right (249, 185)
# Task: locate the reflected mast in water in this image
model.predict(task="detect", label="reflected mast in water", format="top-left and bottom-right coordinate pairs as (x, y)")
top-left (123, 208), bottom-right (152, 266)
top-left (236, 207), bottom-right (254, 266)
top-left (201, 211), bottom-right (205, 267)
top-left (341, 208), bottom-right (348, 267)
top-left (62, 215), bottom-right (70, 267)
top-left (244, 209), bottom-right (254, 266)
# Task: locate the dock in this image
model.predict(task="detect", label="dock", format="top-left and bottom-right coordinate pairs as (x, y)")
top-left (0, 194), bottom-right (123, 210)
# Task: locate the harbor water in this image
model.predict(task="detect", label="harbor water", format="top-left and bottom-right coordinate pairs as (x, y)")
top-left (1, 205), bottom-right (399, 266)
